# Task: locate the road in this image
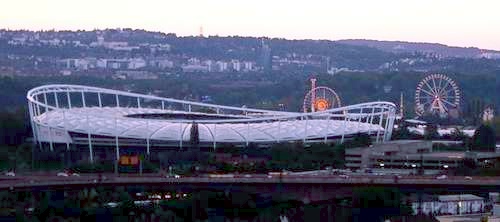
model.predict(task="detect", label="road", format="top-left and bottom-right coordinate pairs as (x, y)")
top-left (1, 173), bottom-right (500, 189)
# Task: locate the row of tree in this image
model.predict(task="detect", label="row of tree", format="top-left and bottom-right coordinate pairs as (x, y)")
top-left (0, 70), bottom-right (498, 119)
top-left (0, 184), bottom-right (416, 222)
top-left (392, 121), bottom-right (497, 152)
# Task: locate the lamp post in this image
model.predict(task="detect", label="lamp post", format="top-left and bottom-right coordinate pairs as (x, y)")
top-left (419, 152), bottom-right (424, 175)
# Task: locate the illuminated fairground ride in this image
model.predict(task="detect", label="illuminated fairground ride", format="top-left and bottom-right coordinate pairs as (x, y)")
top-left (27, 85), bottom-right (396, 163)
top-left (415, 74), bottom-right (461, 118)
top-left (303, 78), bottom-right (342, 113)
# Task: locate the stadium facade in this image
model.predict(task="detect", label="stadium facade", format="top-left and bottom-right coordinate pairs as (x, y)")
top-left (27, 85), bottom-right (396, 163)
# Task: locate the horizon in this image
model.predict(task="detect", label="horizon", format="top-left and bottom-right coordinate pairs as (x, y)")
top-left (1, 0), bottom-right (499, 50)
top-left (2, 27), bottom-right (498, 52)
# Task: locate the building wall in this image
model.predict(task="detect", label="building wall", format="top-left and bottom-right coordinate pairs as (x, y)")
top-left (345, 140), bottom-right (450, 170)
top-left (411, 200), bottom-right (484, 215)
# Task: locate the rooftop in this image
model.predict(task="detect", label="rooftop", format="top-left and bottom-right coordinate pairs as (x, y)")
top-left (382, 140), bottom-right (428, 145)
top-left (346, 140), bottom-right (431, 154)
top-left (438, 194), bottom-right (484, 202)
top-left (405, 152), bottom-right (500, 160)
top-left (406, 194), bottom-right (485, 202)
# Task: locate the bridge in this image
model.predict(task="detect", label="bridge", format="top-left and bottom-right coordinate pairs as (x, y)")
top-left (2, 174), bottom-right (500, 203)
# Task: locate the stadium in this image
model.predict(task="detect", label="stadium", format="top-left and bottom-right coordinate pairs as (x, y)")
top-left (27, 84), bottom-right (396, 163)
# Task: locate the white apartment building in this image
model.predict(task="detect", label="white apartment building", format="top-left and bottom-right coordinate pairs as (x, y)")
top-left (411, 194), bottom-right (485, 216)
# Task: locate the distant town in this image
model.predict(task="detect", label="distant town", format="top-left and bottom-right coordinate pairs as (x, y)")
top-left (1, 29), bottom-right (499, 80)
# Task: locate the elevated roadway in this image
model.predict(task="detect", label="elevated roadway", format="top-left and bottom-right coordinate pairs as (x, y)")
top-left (1, 174), bottom-right (500, 203)
top-left (2, 174), bottom-right (500, 188)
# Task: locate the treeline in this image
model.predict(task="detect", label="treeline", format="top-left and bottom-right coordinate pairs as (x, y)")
top-left (0, 70), bottom-right (497, 120)
top-left (166, 133), bottom-right (371, 175)
top-left (393, 120), bottom-right (498, 148)
top-left (70, 135), bottom-right (370, 176)
top-left (0, 108), bottom-right (32, 170)
top-left (0, 185), bottom-right (417, 222)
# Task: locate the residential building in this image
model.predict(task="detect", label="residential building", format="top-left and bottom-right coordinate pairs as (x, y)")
top-left (128, 58), bottom-right (147, 69)
top-left (231, 60), bottom-right (241, 72)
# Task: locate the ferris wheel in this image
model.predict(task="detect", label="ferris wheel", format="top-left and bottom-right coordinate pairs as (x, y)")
top-left (415, 74), bottom-right (461, 117)
top-left (303, 86), bottom-right (342, 112)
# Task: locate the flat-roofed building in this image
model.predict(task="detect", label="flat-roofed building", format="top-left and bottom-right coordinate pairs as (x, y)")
top-left (345, 140), bottom-right (500, 172)
top-left (408, 194), bottom-right (485, 216)
top-left (345, 140), bottom-right (432, 169)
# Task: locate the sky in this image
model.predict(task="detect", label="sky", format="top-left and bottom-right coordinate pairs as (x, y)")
top-left (1, 0), bottom-right (499, 50)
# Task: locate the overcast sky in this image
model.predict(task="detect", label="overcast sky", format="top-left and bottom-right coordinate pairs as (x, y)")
top-left (1, 0), bottom-right (499, 50)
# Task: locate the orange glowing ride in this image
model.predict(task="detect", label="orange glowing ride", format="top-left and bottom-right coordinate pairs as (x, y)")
top-left (314, 98), bottom-right (330, 111)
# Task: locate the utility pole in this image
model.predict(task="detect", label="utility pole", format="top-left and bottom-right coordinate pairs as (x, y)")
top-left (419, 152), bottom-right (424, 176)
top-left (400, 92), bottom-right (404, 119)
top-left (115, 155), bottom-right (119, 175)
top-left (139, 155), bottom-right (143, 176)
top-left (31, 143), bottom-right (35, 171)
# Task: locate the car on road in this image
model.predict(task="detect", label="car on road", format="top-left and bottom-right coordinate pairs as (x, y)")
top-left (57, 171), bottom-right (80, 177)
top-left (268, 172), bottom-right (285, 177)
top-left (57, 172), bottom-right (69, 177)
top-left (436, 175), bottom-right (447, 180)
top-left (464, 176), bottom-right (473, 180)
top-left (166, 174), bottom-right (181, 178)
top-left (105, 202), bottom-right (119, 208)
top-left (339, 174), bottom-right (349, 179)
top-left (4, 171), bottom-right (15, 177)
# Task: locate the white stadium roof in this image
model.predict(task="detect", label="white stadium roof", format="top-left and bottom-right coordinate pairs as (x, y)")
top-left (28, 84), bottom-right (397, 146)
top-left (36, 107), bottom-right (385, 143)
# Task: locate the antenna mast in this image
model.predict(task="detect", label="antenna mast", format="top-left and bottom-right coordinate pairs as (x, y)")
top-left (199, 26), bottom-right (204, 37)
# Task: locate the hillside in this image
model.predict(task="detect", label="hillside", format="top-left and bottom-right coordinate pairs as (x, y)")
top-left (337, 39), bottom-right (500, 58)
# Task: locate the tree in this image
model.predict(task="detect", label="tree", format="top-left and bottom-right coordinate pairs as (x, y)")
top-left (351, 187), bottom-right (412, 221)
top-left (472, 124), bottom-right (496, 152)
top-left (424, 124), bottom-right (439, 140)
top-left (465, 98), bottom-right (486, 125)
top-left (189, 121), bottom-right (200, 149)
top-left (351, 133), bottom-right (372, 147)
top-left (450, 127), bottom-right (467, 141)
top-left (392, 125), bottom-right (411, 140)
top-left (0, 108), bottom-right (30, 146)
top-left (494, 117), bottom-right (500, 141)
top-left (342, 133), bottom-right (372, 148)
top-left (331, 144), bottom-right (346, 168)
